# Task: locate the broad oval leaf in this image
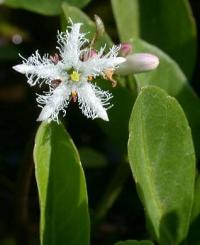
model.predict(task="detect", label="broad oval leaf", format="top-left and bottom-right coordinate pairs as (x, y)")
top-left (128, 86), bottom-right (195, 244)
top-left (111, 0), bottom-right (197, 78)
top-left (115, 240), bottom-right (154, 245)
top-left (3, 0), bottom-right (90, 16)
top-left (34, 122), bottom-right (90, 245)
top-left (132, 38), bottom-right (200, 159)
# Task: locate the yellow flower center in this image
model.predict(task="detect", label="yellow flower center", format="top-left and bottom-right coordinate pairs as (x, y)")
top-left (70, 71), bottom-right (80, 82)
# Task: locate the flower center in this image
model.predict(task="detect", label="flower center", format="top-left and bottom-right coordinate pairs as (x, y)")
top-left (70, 71), bottom-right (80, 82)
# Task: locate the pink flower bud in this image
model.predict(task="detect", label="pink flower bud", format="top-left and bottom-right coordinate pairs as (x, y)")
top-left (119, 43), bottom-right (133, 57)
top-left (116, 53), bottom-right (159, 75)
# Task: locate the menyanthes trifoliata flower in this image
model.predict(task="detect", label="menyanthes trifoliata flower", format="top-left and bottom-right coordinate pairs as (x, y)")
top-left (13, 21), bottom-right (126, 122)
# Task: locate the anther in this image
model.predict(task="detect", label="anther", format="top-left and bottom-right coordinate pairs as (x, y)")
top-left (50, 53), bottom-right (60, 64)
top-left (103, 69), bottom-right (117, 87)
top-left (71, 91), bottom-right (78, 103)
top-left (51, 79), bottom-right (61, 88)
top-left (87, 75), bottom-right (93, 81)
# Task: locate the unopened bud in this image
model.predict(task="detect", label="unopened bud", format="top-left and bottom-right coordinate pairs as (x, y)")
top-left (119, 43), bottom-right (133, 57)
top-left (116, 53), bottom-right (159, 75)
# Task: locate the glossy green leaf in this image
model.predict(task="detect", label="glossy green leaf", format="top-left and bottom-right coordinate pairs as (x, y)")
top-left (115, 240), bottom-right (154, 245)
top-left (3, 0), bottom-right (90, 16)
top-left (128, 86), bottom-right (195, 245)
top-left (34, 122), bottom-right (90, 245)
top-left (111, 0), bottom-right (197, 78)
top-left (132, 38), bottom-right (200, 159)
top-left (111, 0), bottom-right (140, 41)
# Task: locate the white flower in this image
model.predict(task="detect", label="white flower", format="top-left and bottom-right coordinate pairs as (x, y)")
top-left (13, 21), bottom-right (125, 122)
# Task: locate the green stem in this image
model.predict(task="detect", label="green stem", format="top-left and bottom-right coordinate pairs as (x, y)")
top-left (94, 162), bottom-right (130, 224)
top-left (127, 74), bottom-right (140, 95)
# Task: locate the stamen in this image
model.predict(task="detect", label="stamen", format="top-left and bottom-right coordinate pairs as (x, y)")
top-left (103, 69), bottom-right (117, 87)
top-left (87, 75), bottom-right (93, 81)
top-left (50, 53), bottom-right (60, 64)
top-left (71, 91), bottom-right (78, 102)
top-left (51, 79), bottom-right (61, 88)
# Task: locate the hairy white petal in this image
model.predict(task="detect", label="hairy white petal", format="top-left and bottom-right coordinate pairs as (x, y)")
top-left (80, 45), bottom-right (126, 77)
top-left (57, 22), bottom-right (88, 68)
top-left (13, 64), bottom-right (33, 74)
top-left (14, 51), bottom-right (62, 86)
top-left (77, 82), bottom-right (112, 121)
top-left (37, 82), bottom-right (72, 122)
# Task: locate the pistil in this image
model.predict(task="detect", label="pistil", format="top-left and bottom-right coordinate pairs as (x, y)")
top-left (70, 71), bottom-right (80, 82)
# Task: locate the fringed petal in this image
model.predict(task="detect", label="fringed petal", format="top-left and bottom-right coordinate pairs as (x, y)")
top-left (80, 45), bottom-right (126, 78)
top-left (36, 82), bottom-right (72, 122)
top-left (13, 51), bottom-right (62, 86)
top-left (56, 22), bottom-right (88, 68)
top-left (76, 82), bottom-right (112, 121)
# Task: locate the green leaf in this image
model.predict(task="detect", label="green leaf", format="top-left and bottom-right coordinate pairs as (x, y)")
top-left (111, 0), bottom-right (197, 78)
top-left (128, 86), bottom-right (195, 245)
top-left (3, 0), bottom-right (90, 16)
top-left (34, 122), bottom-right (90, 245)
top-left (115, 240), bottom-right (154, 245)
top-left (132, 38), bottom-right (200, 159)
top-left (111, 0), bottom-right (140, 41)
